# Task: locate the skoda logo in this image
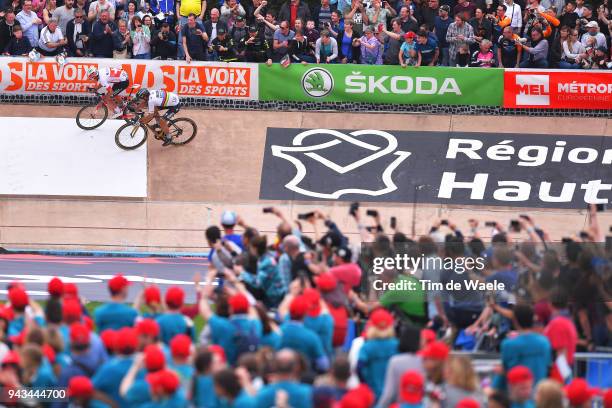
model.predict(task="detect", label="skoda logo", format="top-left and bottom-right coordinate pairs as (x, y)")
top-left (301, 68), bottom-right (334, 98)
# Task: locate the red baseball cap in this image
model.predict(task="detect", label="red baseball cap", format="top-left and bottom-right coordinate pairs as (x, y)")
top-left (63, 283), bottom-right (78, 299)
top-left (70, 322), bottom-right (90, 346)
top-left (68, 376), bottom-right (94, 399)
top-left (228, 293), bottom-right (249, 314)
top-left (369, 308), bottom-right (394, 330)
top-left (100, 329), bottom-right (117, 352)
top-left (63, 299), bottom-right (82, 322)
top-left (47, 277), bottom-right (64, 297)
top-left (108, 275), bottom-right (131, 293)
top-left (208, 345), bottom-right (227, 363)
top-left (136, 318), bottom-right (160, 338)
top-left (115, 327), bottom-right (138, 354)
top-left (170, 334), bottom-right (192, 359)
top-left (0, 306), bottom-right (15, 322)
top-left (565, 378), bottom-right (600, 406)
top-left (146, 369), bottom-right (180, 395)
top-left (339, 384), bottom-right (375, 408)
top-left (42, 344), bottom-right (56, 365)
top-left (144, 286), bottom-right (161, 305)
top-left (2, 350), bottom-right (20, 365)
top-left (420, 328), bottom-right (436, 345)
top-left (603, 389), bottom-right (612, 408)
top-left (9, 330), bottom-right (26, 346)
top-left (303, 288), bottom-right (321, 317)
top-left (315, 273), bottom-right (337, 292)
top-left (400, 370), bottom-right (424, 404)
top-left (419, 341), bottom-right (450, 361)
top-left (144, 344), bottom-right (166, 372)
top-left (8, 288), bottom-right (29, 309)
top-left (457, 398), bottom-right (481, 408)
top-left (507, 366), bottom-right (533, 385)
top-left (289, 295), bottom-right (309, 320)
top-left (405, 31), bottom-right (416, 39)
top-left (165, 287), bottom-right (185, 309)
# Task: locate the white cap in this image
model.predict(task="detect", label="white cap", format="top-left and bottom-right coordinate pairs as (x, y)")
top-left (586, 21), bottom-right (598, 28)
top-left (221, 210), bottom-right (237, 226)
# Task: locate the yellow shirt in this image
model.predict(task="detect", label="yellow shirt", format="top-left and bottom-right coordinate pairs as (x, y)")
top-left (179, 0), bottom-right (202, 17)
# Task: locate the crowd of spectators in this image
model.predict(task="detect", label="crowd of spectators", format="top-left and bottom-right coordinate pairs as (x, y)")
top-left (0, 204), bottom-right (610, 407)
top-left (1, 0), bottom-right (611, 67)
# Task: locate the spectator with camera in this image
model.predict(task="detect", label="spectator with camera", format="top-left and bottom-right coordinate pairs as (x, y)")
top-left (325, 10), bottom-right (343, 38)
top-left (65, 8), bottom-right (89, 56)
top-left (211, 26), bottom-right (237, 61)
top-left (130, 15), bottom-right (151, 59)
top-left (151, 21), bottom-right (177, 59)
top-left (313, 0), bottom-right (336, 28)
top-left (367, 0), bottom-right (396, 31)
top-left (182, 12), bottom-right (208, 62)
top-left (241, 25), bottom-right (272, 63)
top-left (220, 0), bottom-right (245, 29)
top-left (519, 26), bottom-right (548, 67)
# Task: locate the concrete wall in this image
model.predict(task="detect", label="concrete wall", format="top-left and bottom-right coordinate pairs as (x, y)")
top-left (1, 105), bottom-right (611, 252)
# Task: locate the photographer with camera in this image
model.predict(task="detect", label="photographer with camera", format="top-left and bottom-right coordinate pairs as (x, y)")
top-left (519, 25), bottom-right (548, 67)
top-left (241, 25), bottom-right (272, 63)
top-left (211, 25), bottom-right (237, 60)
top-left (151, 21), bottom-right (177, 59)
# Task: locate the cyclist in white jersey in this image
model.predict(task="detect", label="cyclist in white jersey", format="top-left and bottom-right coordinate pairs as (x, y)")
top-left (134, 88), bottom-right (181, 146)
top-left (86, 66), bottom-right (131, 118)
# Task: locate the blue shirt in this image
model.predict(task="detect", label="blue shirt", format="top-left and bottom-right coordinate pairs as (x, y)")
top-left (92, 356), bottom-right (134, 408)
top-left (224, 233), bottom-right (244, 250)
top-left (156, 312), bottom-right (193, 344)
top-left (125, 379), bottom-right (152, 406)
top-left (208, 314), bottom-right (262, 365)
top-left (495, 333), bottom-right (552, 391)
top-left (30, 360), bottom-right (57, 388)
top-left (261, 330), bottom-right (282, 350)
top-left (140, 391), bottom-right (188, 408)
top-left (8, 315), bottom-right (45, 337)
top-left (193, 374), bottom-right (220, 408)
top-left (240, 255), bottom-right (286, 307)
top-left (358, 337), bottom-right (399, 399)
top-left (170, 362), bottom-right (194, 389)
top-left (280, 321), bottom-right (327, 371)
top-left (415, 37), bottom-right (438, 64)
top-left (304, 314), bottom-right (334, 358)
top-left (94, 302), bottom-right (138, 332)
top-left (255, 381), bottom-right (313, 408)
top-left (434, 16), bottom-right (451, 47)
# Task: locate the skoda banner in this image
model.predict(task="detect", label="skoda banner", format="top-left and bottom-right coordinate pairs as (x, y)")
top-left (259, 128), bottom-right (612, 209)
top-left (259, 65), bottom-right (503, 106)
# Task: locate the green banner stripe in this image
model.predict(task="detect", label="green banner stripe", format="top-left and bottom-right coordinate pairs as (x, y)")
top-left (259, 64), bottom-right (503, 107)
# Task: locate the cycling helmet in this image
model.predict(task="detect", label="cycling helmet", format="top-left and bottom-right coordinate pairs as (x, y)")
top-left (135, 88), bottom-right (150, 100)
top-left (86, 66), bottom-right (98, 80)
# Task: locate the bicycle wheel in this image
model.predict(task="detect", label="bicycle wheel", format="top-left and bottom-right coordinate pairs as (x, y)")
top-left (115, 122), bottom-right (148, 150)
top-left (169, 118), bottom-right (198, 145)
top-left (76, 103), bottom-right (108, 130)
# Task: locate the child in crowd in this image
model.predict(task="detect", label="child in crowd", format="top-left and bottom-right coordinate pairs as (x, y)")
top-left (455, 43), bottom-right (470, 67)
top-left (399, 31), bottom-right (417, 67)
top-left (470, 39), bottom-right (496, 67)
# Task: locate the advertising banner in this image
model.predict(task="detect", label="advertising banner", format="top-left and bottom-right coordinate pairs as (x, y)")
top-left (259, 65), bottom-right (503, 106)
top-left (504, 69), bottom-right (612, 109)
top-left (0, 57), bottom-right (258, 100)
top-left (260, 128), bottom-right (612, 209)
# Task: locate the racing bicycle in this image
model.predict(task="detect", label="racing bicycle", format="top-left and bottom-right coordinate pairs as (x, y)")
top-left (75, 85), bottom-right (140, 130)
top-left (114, 111), bottom-right (197, 150)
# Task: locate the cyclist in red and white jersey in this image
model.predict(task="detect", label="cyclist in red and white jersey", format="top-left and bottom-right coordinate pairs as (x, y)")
top-left (133, 88), bottom-right (181, 146)
top-left (86, 67), bottom-right (130, 118)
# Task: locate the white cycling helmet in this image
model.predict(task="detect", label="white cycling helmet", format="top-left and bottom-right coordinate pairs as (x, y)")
top-left (86, 66), bottom-right (99, 80)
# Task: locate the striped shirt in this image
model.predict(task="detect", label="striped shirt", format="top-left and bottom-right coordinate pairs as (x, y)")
top-left (147, 90), bottom-right (180, 112)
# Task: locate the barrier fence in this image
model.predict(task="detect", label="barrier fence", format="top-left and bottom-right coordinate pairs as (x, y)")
top-left (0, 57), bottom-right (611, 109)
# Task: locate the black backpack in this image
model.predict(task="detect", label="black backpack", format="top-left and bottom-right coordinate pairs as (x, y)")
top-left (231, 319), bottom-right (259, 358)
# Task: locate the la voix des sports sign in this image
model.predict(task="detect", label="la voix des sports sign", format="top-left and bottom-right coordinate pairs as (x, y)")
top-left (259, 128), bottom-right (612, 209)
top-left (0, 57), bottom-right (258, 99)
top-left (259, 65), bottom-right (503, 106)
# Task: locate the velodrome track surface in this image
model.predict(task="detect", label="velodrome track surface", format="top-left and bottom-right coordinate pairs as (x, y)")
top-left (1, 105), bottom-right (611, 253)
top-left (0, 254), bottom-right (208, 302)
